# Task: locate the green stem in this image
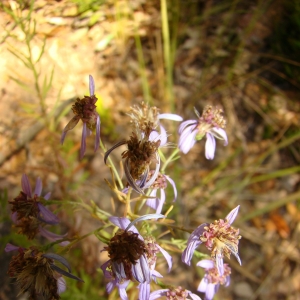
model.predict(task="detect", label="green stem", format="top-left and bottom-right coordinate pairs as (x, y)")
top-left (161, 148), bottom-right (180, 173)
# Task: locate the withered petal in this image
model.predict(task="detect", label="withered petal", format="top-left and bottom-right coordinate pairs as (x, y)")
top-left (43, 253), bottom-right (71, 272)
top-left (104, 140), bottom-right (127, 164)
top-left (50, 264), bottom-right (84, 282)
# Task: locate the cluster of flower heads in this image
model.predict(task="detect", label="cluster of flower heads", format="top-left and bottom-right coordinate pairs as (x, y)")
top-left (5, 75), bottom-right (241, 300)
top-left (6, 174), bottom-right (82, 299)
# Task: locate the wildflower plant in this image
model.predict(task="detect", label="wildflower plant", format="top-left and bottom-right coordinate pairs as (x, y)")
top-left (4, 75), bottom-right (242, 300)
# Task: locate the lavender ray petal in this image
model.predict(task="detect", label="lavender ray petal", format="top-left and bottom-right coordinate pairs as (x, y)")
top-left (34, 177), bottom-right (42, 196)
top-left (138, 282), bottom-right (150, 300)
top-left (44, 192), bottom-right (51, 200)
top-left (211, 127), bottom-right (228, 146)
top-left (165, 175), bottom-right (177, 202)
top-left (188, 291), bottom-right (202, 300)
top-left (196, 259), bottom-right (214, 269)
top-left (179, 127), bottom-right (198, 154)
top-left (60, 131), bottom-right (68, 145)
top-left (225, 205), bottom-right (240, 224)
top-left (57, 277), bottom-right (66, 294)
top-left (197, 277), bottom-right (209, 292)
top-left (39, 226), bottom-right (67, 241)
top-left (178, 120), bottom-right (197, 134)
top-left (62, 116), bottom-right (80, 136)
top-left (132, 255), bottom-right (150, 283)
top-left (11, 212), bottom-right (18, 223)
top-left (107, 281), bottom-right (116, 294)
top-left (146, 190), bottom-right (159, 210)
top-left (155, 189), bottom-right (165, 215)
top-left (125, 214), bottom-right (164, 231)
top-left (158, 113), bottom-right (183, 121)
top-left (80, 122), bottom-right (87, 159)
top-left (206, 283), bottom-right (217, 300)
top-left (149, 289), bottom-right (168, 300)
top-left (156, 244), bottom-right (172, 272)
top-left (89, 75), bottom-right (95, 96)
top-left (215, 254), bottom-right (224, 276)
top-left (5, 243), bottom-right (19, 252)
top-left (100, 260), bottom-right (113, 279)
top-left (182, 223), bottom-right (208, 265)
top-left (94, 114), bottom-right (101, 152)
top-left (21, 174), bottom-right (32, 197)
top-left (37, 203), bottom-right (59, 224)
top-left (119, 281), bottom-right (130, 300)
top-left (205, 133), bottom-right (216, 160)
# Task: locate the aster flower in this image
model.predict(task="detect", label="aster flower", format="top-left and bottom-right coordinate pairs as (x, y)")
top-left (5, 243), bottom-right (83, 300)
top-left (101, 214), bottom-right (172, 299)
top-left (9, 174), bottom-right (66, 242)
top-left (197, 259), bottom-right (231, 300)
top-left (182, 205), bottom-right (241, 275)
top-left (145, 171), bottom-right (177, 214)
top-left (178, 106), bottom-right (228, 159)
top-left (150, 286), bottom-right (202, 300)
top-left (61, 75), bottom-right (101, 159)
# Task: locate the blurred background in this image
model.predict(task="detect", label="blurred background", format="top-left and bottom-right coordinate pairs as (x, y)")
top-left (0, 0), bottom-right (299, 299)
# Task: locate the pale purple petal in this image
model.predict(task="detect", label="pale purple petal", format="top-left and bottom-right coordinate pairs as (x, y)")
top-left (182, 223), bottom-right (208, 265)
top-left (159, 113), bottom-right (183, 121)
top-left (211, 127), bottom-right (228, 146)
top-left (179, 127), bottom-right (198, 154)
top-left (188, 291), bottom-right (202, 300)
top-left (215, 254), bottom-right (224, 276)
top-left (34, 178), bottom-right (42, 196)
top-left (37, 203), bottom-right (59, 224)
top-left (178, 120), bottom-right (197, 134)
top-left (149, 289), bottom-right (169, 300)
top-left (151, 269), bottom-right (163, 280)
top-left (156, 244), bottom-right (172, 272)
top-left (165, 175), bottom-right (177, 202)
top-left (196, 259), bottom-right (215, 269)
top-left (125, 214), bottom-right (165, 231)
top-left (11, 212), bottom-right (18, 223)
top-left (44, 192), bottom-right (51, 200)
top-left (132, 255), bottom-right (150, 283)
top-left (205, 133), bottom-right (216, 160)
top-left (107, 281), bottom-right (116, 294)
top-left (139, 282), bottom-right (150, 300)
top-left (225, 275), bottom-right (231, 287)
top-left (149, 130), bottom-right (160, 142)
top-left (39, 226), bottom-right (67, 242)
top-left (119, 281), bottom-right (130, 300)
top-left (21, 174), bottom-right (32, 197)
top-left (198, 277), bottom-right (209, 292)
top-left (94, 114), bottom-right (101, 152)
top-left (146, 190), bottom-right (159, 210)
top-left (80, 122), bottom-right (87, 159)
top-left (89, 75), bottom-right (95, 96)
top-left (60, 131), bottom-right (68, 145)
top-left (57, 277), bottom-right (66, 294)
top-left (155, 189), bottom-right (165, 214)
top-left (158, 125), bottom-right (168, 146)
top-left (205, 283), bottom-right (217, 300)
top-left (101, 260), bottom-right (112, 279)
top-left (5, 243), bottom-right (19, 252)
top-left (109, 217), bottom-right (139, 234)
top-left (225, 205), bottom-right (240, 224)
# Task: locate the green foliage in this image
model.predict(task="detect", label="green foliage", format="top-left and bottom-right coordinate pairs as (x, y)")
top-left (71, 0), bottom-right (105, 14)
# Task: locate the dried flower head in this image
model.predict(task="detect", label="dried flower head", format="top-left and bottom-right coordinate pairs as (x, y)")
top-left (178, 105), bottom-right (228, 159)
top-left (101, 215), bottom-right (169, 300)
top-left (128, 102), bottom-right (183, 134)
top-left (5, 244), bottom-right (83, 300)
top-left (9, 174), bottom-right (65, 241)
top-left (61, 75), bottom-right (101, 159)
